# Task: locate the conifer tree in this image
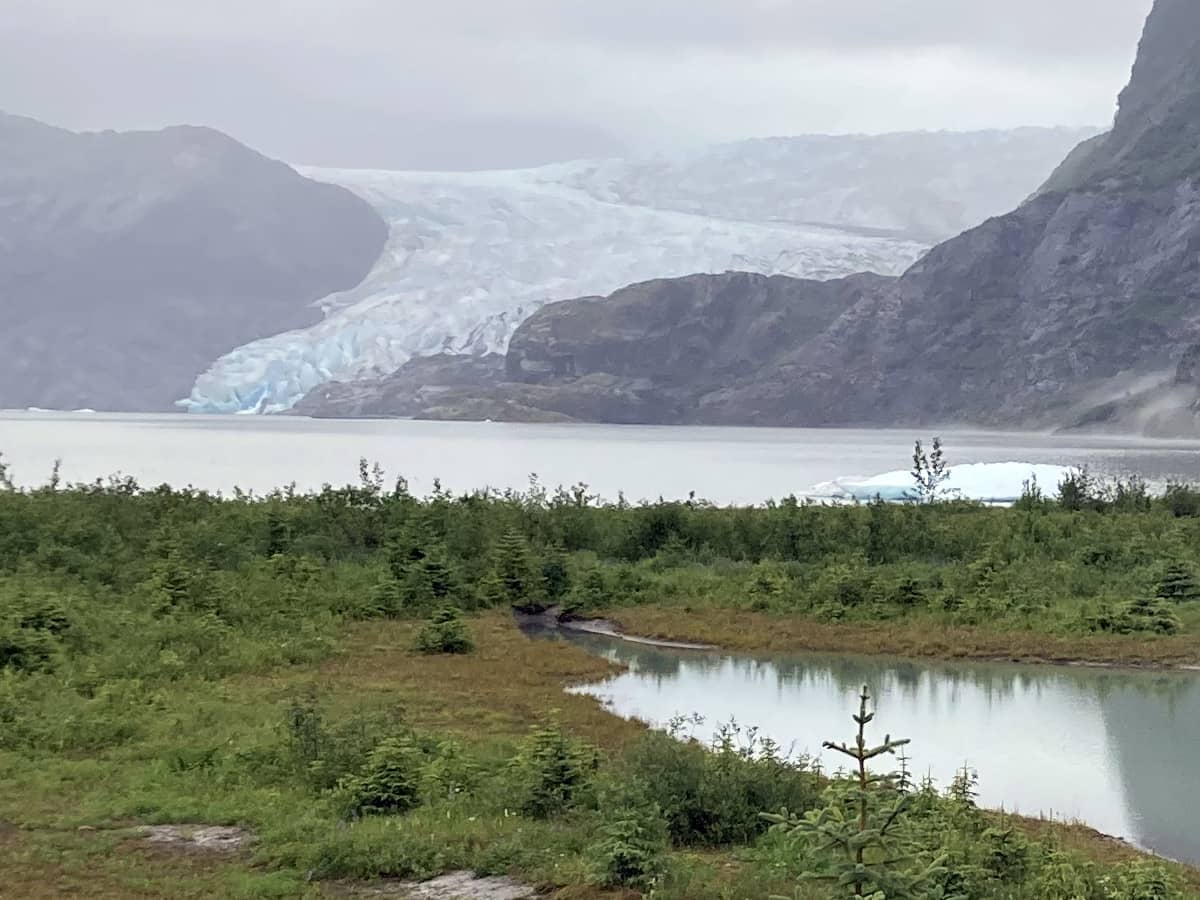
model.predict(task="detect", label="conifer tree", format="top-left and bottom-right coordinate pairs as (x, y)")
top-left (865, 496), bottom-right (891, 565)
top-left (766, 686), bottom-right (951, 899)
top-left (414, 606), bottom-right (473, 654)
top-left (494, 528), bottom-right (541, 611)
top-left (1155, 563), bottom-right (1200, 604)
top-left (1123, 596), bottom-right (1181, 635)
top-left (540, 542), bottom-right (572, 601)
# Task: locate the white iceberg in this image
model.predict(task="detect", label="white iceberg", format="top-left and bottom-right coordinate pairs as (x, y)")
top-left (817, 462), bottom-right (1079, 504)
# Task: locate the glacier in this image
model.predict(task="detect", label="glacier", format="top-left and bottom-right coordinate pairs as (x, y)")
top-left (182, 168), bottom-right (925, 413)
top-left (182, 129), bottom-right (1097, 414)
top-left (816, 463), bottom-right (1079, 504)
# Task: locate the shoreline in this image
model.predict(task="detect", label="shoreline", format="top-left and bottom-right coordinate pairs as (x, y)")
top-left (546, 607), bottom-right (1200, 674)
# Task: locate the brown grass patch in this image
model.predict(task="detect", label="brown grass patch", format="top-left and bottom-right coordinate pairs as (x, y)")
top-left (607, 606), bottom-right (1200, 669)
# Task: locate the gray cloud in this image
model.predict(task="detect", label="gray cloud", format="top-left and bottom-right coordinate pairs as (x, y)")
top-left (0, 0), bottom-right (1154, 169)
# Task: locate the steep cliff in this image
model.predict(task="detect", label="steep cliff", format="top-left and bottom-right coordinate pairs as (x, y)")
top-left (0, 114), bottom-right (387, 411)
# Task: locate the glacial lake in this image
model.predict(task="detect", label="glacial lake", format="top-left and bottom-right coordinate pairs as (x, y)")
top-left (7, 411), bottom-right (1200, 502)
top-left (536, 627), bottom-right (1200, 864)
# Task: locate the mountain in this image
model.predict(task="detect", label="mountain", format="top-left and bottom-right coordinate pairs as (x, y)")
top-left (0, 113), bottom-right (386, 411)
top-left (318, 0), bottom-right (1200, 433)
top-left (188, 127), bottom-right (1094, 414)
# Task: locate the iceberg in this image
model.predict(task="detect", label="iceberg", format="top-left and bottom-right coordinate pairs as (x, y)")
top-left (817, 462), bottom-right (1079, 504)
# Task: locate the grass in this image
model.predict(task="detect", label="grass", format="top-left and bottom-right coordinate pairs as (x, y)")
top-left (607, 604), bottom-right (1200, 668)
top-left (5, 610), bottom-right (1200, 898)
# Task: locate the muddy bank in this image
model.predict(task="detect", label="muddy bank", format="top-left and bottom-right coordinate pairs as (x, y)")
top-left (514, 607), bottom-right (716, 651)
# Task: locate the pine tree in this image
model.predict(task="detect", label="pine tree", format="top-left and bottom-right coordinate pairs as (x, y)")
top-left (265, 508), bottom-right (291, 557)
top-left (765, 686), bottom-right (952, 899)
top-left (865, 496), bottom-right (891, 565)
top-left (493, 528), bottom-right (542, 612)
top-left (1123, 596), bottom-right (1181, 635)
top-left (414, 606), bottom-right (473, 654)
top-left (1155, 563), bottom-right (1200, 604)
top-left (421, 548), bottom-right (458, 602)
top-left (540, 542), bottom-right (572, 602)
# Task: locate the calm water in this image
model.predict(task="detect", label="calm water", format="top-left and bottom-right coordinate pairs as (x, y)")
top-left (544, 629), bottom-right (1200, 863)
top-left (6, 411), bottom-right (1200, 501)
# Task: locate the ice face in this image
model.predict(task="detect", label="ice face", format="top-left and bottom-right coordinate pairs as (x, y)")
top-left (180, 166), bottom-right (927, 413)
top-left (817, 462), bottom-right (1079, 504)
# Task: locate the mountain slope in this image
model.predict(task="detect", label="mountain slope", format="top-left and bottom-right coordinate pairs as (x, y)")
top-left (227, 127), bottom-right (1093, 416)
top-left (0, 113), bottom-right (387, 411)
top-left (376, 0), bottom-right (1200, 433)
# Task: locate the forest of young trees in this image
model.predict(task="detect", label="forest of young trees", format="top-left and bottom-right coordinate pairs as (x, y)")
top-left (1, 454), bottom-right (1197, 898)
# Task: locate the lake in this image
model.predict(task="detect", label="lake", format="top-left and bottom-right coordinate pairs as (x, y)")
top-left (538, 627), bottom-right (1200, 864)
top-left (6, 411), bottom-right (1200, 502)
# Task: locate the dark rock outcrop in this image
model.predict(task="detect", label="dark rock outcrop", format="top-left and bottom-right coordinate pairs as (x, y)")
top-left (385, 0), bottom-right (1200, 433)
top-left (296, 272), bottom-right (889, 423)
top-left (292, 353), bottom-right (507, 418)
top-left (0, 113), bottom-right (387, 411)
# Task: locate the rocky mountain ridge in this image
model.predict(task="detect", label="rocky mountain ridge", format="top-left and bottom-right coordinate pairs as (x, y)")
top-left (0, 113), bottom-right (387, 411)
top-left (297, 0), bottom-right (1200, 435)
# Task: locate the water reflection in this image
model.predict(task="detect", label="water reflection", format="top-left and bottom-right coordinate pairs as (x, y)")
top-left (533, 627), bottom-right (1200, 863)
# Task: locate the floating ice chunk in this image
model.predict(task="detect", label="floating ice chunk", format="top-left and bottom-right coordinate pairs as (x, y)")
top-left (818, 462), bottom-right (1079, 504)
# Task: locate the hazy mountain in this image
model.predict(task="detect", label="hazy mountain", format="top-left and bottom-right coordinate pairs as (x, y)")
top-left (0, 113), bottom-right (387, 411)
top-left (331, 0), bottom-right (1200, 434)
top-left (196, 127), bottom-right (1092, 414)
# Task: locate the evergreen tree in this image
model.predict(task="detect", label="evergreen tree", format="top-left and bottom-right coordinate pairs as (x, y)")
top-left (414, 606), bottom-right (474, 654)
top-left (1123, 596), bottom-right (1181, 635)
top-left (865, 496), bottom-right (891, 565)
top-left (766, 686), bottom-right (952, 899)
top-left (421, 547), bottom-right (458, 602)
top-left (1155, 563), bottom-right (1200, 604)
top-left (540, 542), bottom-right (572, 602)
top-left (265, 508), bottom-right (291, 557)
top-left (493, 528), bottom-right (542, 611)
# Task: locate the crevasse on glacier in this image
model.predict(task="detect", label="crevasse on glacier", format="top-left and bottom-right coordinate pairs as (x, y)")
top-left (182, 128), bottom-right (1096, 414)
top-left (181, 167), bottom-right (926, 413)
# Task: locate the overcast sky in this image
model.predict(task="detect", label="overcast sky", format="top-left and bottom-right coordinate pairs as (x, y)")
top-left (1, 0), bottom-right (1154, 169)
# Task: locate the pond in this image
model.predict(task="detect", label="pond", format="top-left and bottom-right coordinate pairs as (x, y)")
top-left (528, 626), bottom-right (1200, 864)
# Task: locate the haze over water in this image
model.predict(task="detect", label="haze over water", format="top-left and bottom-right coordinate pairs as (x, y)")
top-left (5, 412), bottom-right (1200, 502)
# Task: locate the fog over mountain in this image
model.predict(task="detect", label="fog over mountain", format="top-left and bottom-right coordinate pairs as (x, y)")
top-left (2, 0), bottom-right (1149, 169)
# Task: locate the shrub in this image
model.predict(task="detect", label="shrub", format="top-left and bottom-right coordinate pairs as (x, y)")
top-left (0, 622), bottom-right (58, 673)
top-left (341, 736), bottom-right (422, 816)
top-left (1109, 860), bottom-right (1183, 900)
top-left (1162, 483), bottom-right (1200, 518)
top-left (586, 790), bottom-right (668, 890)
top-left (1032, 849), bottom-right (1099, 900)
top-left (979, 825), bottom-right (1031, 883)
top-left (413, 607), bottom-right (473, 654)
top-left (512, 719), bottom-right (596, 818)
top-left (626, 721), bottom-right (818, 847)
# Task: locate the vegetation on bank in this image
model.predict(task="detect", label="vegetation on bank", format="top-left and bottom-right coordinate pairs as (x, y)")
top-left (2, 452), bottom-right (1200, 897)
